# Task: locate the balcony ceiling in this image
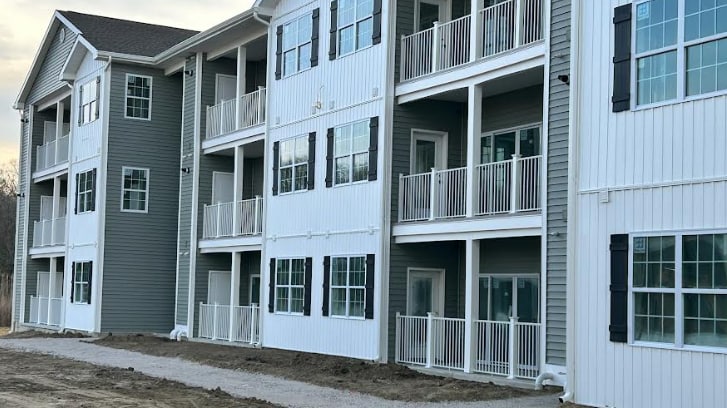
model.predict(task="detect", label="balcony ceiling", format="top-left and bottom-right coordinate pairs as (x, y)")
top-left (428, 67), bottom-right (544, 103)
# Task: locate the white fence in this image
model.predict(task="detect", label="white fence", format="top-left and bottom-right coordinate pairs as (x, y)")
top-left (36, 135), bottom-right (69, 172)
top-left (198, 303), bottom-right (259, 345)
top-left (203, 197), bottom-right (263, 239)
top-left (32, 217), bottom-right (66, 247)
top-left (28, 296), bottom-right (62, 326)
top-left (396, 313), bottom-right (541, 380)
top-left (400, 0), bottom-right (543, 81)
top-left (206, 88), bottom-right (267, 139)
top-left (398, 167), bottom-right (467, 222)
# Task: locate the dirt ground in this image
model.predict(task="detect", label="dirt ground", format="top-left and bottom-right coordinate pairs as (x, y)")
top-left (0, 327), bottom-right (9, 336)
top-left (0, 347), bottom-right (279, 407)
top-left (97, 335), bottom-right (556, 402)
top-left (0, 329), bottom-right (86, 339)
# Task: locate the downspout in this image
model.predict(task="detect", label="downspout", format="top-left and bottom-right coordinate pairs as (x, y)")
top-left (253, 11), bottom-right (270, 26)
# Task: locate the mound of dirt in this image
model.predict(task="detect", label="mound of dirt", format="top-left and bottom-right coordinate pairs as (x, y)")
top-left (1, 330), bottom-right (87, 339)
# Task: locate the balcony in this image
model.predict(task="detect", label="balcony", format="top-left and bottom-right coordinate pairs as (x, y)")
top-left (35, 134), bottom-right (70, 173)
top-left (206, 88), bottom-right (266, 140)
top-left (398, 155), bottom-right (541, 222)
top-left (28, 296), bottom-right (63, 327)
top-left (400, 0), bottom-right (543, 82)
top-left (198, 303), bottom-right (260, 344)
top-left (32, 217), bottom-right (66, 248)
top-left (202, 197), bottom-right (264, 239)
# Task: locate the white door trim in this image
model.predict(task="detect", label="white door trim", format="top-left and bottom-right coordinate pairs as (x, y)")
top-left (406, 267), bottom-right (445, 316)
top-left (414, 0), bottom-right (452, 31)
top-left (207, 270), bottom-right (231, 305)
top-left (215, 74), bottom-right (237, 104)
top-left (211, 171), bottom-right (234, 204)
top-left (410, 129), bottom-right (448, 174)
top-left (249, 273), bottom-right (260, 305)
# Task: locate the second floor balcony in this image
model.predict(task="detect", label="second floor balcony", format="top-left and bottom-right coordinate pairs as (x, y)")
top-left (36, 134), bottom-right (70, 173)
top-left (400, 0), bottom-right (543, 82)
top-left (206, 87), bottom-right (266, 140)
top-left (202, 197), bottom-right (264, 239)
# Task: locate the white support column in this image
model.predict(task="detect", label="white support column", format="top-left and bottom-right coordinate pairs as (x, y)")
top-left (233, 146), bottom-right (244, 235)
top-left (463, 238), bottom-right (480, 373)
top-left (432, 22), bottom-right (441, 73)
top-left (229, 252), bottom-right (241, 341)
top-left (55, 101), bottom-right (64, 163)
top-left (510, 154), bottom-right (521, 213)
top-left (48, 257), bottom-right (57, 323)
top-left (235, 46), bottom-right (247, 129)
top-left (466, 84), bottom-right (482, 218)
top-left (514, 0), bottom-right (523, 47)
top-left (470, 0), bottom-right (482, 61)
top-left (51, 177), bottom-right (61, 244)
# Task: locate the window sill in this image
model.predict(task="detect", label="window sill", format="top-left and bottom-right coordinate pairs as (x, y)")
top-left (123, 115), bottom-right (152, 121)
top-left (328, 315), bottom-right (366, 321)
top-left (278, 189), bottom-right (309, 196)
top-left (274, 312), bottom-right (304, 316)
top-left (630, 340), bottom-right (727, 355)
top-left (121, 209), bottom-right (148, 214)
top-left (332, 179), bottom-right (370, 188)
top-left (336, 43), bottom-right (375, 60)
top-left (632, 87), bottom-right (727, 112)
top-left (282, 66), bottom-right (313, 80)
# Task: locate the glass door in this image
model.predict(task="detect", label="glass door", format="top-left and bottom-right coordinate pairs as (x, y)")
top-left (249, 274), bottom-right (260, 305)
top-left (407, 269), bottom-right (444, 316)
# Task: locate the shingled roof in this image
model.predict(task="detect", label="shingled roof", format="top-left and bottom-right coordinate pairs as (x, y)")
top-left (59, 10), bottom-right (199, 57)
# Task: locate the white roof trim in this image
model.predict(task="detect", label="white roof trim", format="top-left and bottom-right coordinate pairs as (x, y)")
top-left (59, 37), bottom-right (97, 82)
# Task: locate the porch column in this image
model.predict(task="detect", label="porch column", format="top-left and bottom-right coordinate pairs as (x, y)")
top-left (470, 0), bottom-right (482, 61)
top-left (466, 84), bottom-right (482, 218)
top-left (51, 176), bottom-right (61, 244)
top-left (55, 101), bottom-right (64, 141)
top-left (232, 146), bottom-right (244, 235)
top-left (235, 46), bottom-right (247, 129)
top-left (229, 251), bottom-right (241, 341)
top-left (463, 238), bottom-right (480, 373)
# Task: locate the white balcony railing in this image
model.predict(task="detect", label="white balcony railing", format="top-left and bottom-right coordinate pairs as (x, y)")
top-left (35, 134), bottom-right (70, 172)
top-left (28, 296), bottom-right (62, 326)
top-left (395, 313), bottom-right (541, 380)
top-left (32, 217), bottom-right (66, 248)
top-left (398, 155), bottom-right (540, 222)
top-left (206, 88), bottom-right (267, 139)
top-left (400, 0), bottom-right (543, 81)
top-left (198, 303), bottom-right (259, 345)
top-left (202, 197), bottom-right (263, 239)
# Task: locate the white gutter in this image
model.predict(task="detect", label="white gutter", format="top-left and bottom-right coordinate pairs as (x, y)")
top-left (252, 11), bottom-right (270, 26)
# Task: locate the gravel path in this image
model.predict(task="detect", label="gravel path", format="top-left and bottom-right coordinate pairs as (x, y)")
top-left (0, 338), bottom-right (559, 408)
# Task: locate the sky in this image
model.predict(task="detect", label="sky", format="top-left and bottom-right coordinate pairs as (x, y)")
top-left (0, 0), bottom-right (256, 165)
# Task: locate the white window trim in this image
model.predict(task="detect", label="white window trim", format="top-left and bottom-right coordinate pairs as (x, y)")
top-left (333, 119), bottom-right (370, 187)
top-left (76, 169), bottom-right (94, 214)
top-left (414, 0), bottom-right (451, 32)
top-left (79, 78), bottom-right (98, 126)
top-left (337, 0), bottom-right (375, 58)
top-left (628, 230), bottom-right (727, 354)
top-left (409, 129), bottom-right (448, 174)
top-left (120, 166), bottom-right (150, 213)
top-left (274, 258), bottom-right (305, 315)
top-left (631, 0), bottom-right (727, 110)
top-left (278, 135), bottom-right (309, 195)
top-left (249, 274), bottom-right (261, 305)
top-left (282, 13), bottom-right (314, 78)
top-left (329, 255), bottom-right (367, 320)
top-left (72, 261), bottom-right (91, 305)
top-left (124, 73), bottom-right (153, 121)
top-left (207, 270), bottom-right (231, 305)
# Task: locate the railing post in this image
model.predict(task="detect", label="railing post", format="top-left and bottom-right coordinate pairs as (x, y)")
top-left (429, 168), bottom-right (437, 220)
top-left (395, 312), bottom-right (401, 362)
top-left (510, 154), bottom-right (521, 213)
top-left (212, 303), bottom-right (218, 340)
top-left (250, 305), bottom-right (257, 344)
top-left (515, 0), bottom-right (523, 46)
top-left (426, 312), bottom-right (434, 368)
top-left (198, 302), bottom-right (202, 338)
top-left (398, 174), bottom-right (405, 221)
top-left (254, 196), bottom-right (261, 234)
top-left (508, 316), bottom-right (518, 379)
top-left (432, 21), bottom-right (441, 73)
top-left (215, 204), bottom-right (222, 238)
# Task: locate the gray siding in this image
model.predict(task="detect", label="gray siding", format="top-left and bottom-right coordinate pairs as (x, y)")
top-left (243, 158), bottom-right (264, 199)
top-left (545, 0), bottom-right (571, 366)
top-left (100, 63), bottom-right (183, 333)
top-left (26, 26), bottom-right (78, 104)
top-left (480, 237), bottom-right (541, 275)
top-left (482, 86), bottom-right (543, 132)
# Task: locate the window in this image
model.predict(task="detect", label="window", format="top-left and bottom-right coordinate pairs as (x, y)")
top-left (275, 258), bottom-right (305, 314)
top-left (79, 79), bottom-right (98, 125)
top-left (334, 120), bottom-right (369, 185)
top-left (279, 136), bottom-right (308, 193)
top-left (73, 262), bottom-right (92, 304)
top-left (330, 256), bottom-right (366, 318)
top-left (634, 0), bottom-right (727, 106)
top-left (283, 14), bottom-right (313, 76)
top-left (121, 167), bottom-right (149, 212)
top-left (338, 0), bottom-right (374, 56)
top-left (632, 232), bottom-right (727, 349)
top-left (125, 74), bottom-right (152, 119)
top-left (76, 169), bottom-right (95, 213)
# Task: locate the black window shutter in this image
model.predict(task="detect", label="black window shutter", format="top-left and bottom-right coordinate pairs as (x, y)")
top-left (609, 234), bottom-right (629, 342)
top-left (322, 256), bottom-right (331, 316)
top-left (272, 141), bottom-right (280, 196)
top-left (74, 173), bottom-right (80, 214)
top-left (325, 128), bottom-right (334, 187)
top-left (268, 258), bottom-right (276, 313)
top-left (311, 9), bottom-right (320, 67)
top-left (87, 261), bottom-right (93, 304)
top-left (329, 1), bottom-right (338, 60)
top-left (70, 262), bottom-right (76, 301)
top-left (275, 25), bottom-right (283, 80)
top-left (372, 0), bottom-right (383, 45)
top-left (91, 169), bottom-right (97, 211)
top-left (304, 257), bottom-right (313, 316)
top-left (368, 117), bottom-right (379, 181)
top-left (365, 254), bottom-right (375, 319)
top-left (308, 132), bottom-right (316, 190)
top-left (95, 76), bottom-right (101, 119)
top-left (612, 5), bottom-right (632, 112)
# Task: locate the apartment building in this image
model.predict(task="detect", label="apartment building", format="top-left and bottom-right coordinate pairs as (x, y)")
top-left (12, 12), bottom-right (195, 333)
top-left (568, 1), bottom-right (727, 407)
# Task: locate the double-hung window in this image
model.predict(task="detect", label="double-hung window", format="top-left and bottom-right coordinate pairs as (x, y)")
top-left (634, 0), bottom-right (727, 106)
top-left (125, 74), bottom-right (152, 119)
top-left (330, 256), bottom-right (366, 318)
top-left (338, 0), bottom-right (374, 56)
top-left (283, 14), bottom-right (313, 76)
top-left (73, 261), bottom-right (92, 304)
top-left (275, 258), bottom-right (305, 314)
top-left (121, 167), bottom-right (149, 212)
top-left (76, 169), bottom-right (96, 213)
top-left (79, 79), bottom-right (98, 125)
top-left (632, 232), bottom-right (727, 349)
top-left (279, 136), bottom-right (308, 193)
top-left (334, 120), bottom-right (369, 185)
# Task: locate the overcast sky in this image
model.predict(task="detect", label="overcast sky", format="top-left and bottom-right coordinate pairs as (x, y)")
top-left (0, 0), bottom-right (256, 164)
